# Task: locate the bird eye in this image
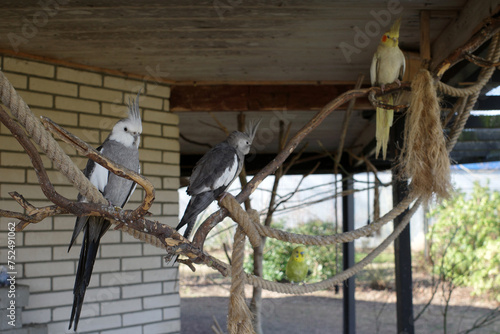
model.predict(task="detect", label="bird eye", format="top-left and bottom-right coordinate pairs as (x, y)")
top-left (124, 127), bottom-right (128, 132)
top-left (246, 141), bottom-right (250, 145)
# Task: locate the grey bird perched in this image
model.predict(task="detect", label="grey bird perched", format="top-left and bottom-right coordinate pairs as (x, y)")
top-left (68, 92), bottom-right (142, 331)
top-left (175, 122), bottom-right (260, 245)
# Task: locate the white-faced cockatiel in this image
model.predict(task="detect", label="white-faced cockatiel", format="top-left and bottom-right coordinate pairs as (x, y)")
top-left (175, 122), bottom-right (260, 243)
top-left (370, 17), bottom-right (405, 160)
top-left (68, 93), bottom-right (142, 331)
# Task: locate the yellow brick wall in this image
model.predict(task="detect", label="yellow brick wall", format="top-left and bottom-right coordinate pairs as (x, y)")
top-left (0, 55), bottom-right (180, 333)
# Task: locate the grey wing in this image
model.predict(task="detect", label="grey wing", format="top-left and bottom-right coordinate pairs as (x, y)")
top-left (187, 143), bottom-right (239, 196)
top-left (100, 140), bottom-right (139, 208)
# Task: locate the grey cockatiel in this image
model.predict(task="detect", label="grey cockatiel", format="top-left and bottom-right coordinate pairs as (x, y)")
top-left (370, 17), bottom-right (405, 160)
top-left (68, 93), bottom-right (142, 331)
top-left (175, 122), bottom-right (260, 244)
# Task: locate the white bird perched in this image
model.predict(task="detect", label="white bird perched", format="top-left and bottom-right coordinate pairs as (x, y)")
top-left (175, 121), bottom-right (260, 245)
top-left (370, 17), bottom-right (405, 160)
top-left (68, 92), bottom-right (142, 331)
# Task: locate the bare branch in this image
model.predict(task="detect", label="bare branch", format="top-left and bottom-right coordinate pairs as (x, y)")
top-left (368, 86), bottom-right (411, 111)
top-left (464, 51), bottom-right (500, 67)
top-left (9, 192), bottom-right (69, 230)
top-left (434, 16), bottom-right (500, 77)
top-left (335, 73), bottom-right (364, 174)
top-left (179, 133), bottom-right (212, 148)
top-left (458, 307), bottom-right (500, 334)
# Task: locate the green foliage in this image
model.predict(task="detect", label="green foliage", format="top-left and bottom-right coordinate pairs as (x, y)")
top-left (244, 220), bottom-right (340, 282)
top-left (428, 182), bottom-right (500, 301)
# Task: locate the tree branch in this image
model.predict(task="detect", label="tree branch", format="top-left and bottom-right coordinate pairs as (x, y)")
top-left (434, 16), bottom-right (500, 77)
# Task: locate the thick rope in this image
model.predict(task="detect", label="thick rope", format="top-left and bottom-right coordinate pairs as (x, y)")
top-left (228, 226), bottom-right (256, 334)
top-left (244, 198), bottom-right (422, 294)
top-left (437, 34), bottom-right (500, 97)
top-left (221, 193), bottom-right (414, 246)
top-left (222, 196), bottom-right (262, 248)
top-left (447, 34), bottom-right (500, 151)
top-left (0, 71), bottom-right (166, 250)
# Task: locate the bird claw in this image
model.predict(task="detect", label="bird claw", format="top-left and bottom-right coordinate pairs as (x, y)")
top-left (394, 78), bottom-right (402, 87)
top-left (380, 83), bottom-right (386, 93)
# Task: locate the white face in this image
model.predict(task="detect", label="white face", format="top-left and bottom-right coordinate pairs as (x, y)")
top-left (109, 118), bottom-right (142, 148)
top-left (238, 135), bottom-right (252, 155)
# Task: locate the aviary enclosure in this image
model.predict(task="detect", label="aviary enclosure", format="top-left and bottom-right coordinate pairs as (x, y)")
top-left (1, 8), bottom-right (499, 334)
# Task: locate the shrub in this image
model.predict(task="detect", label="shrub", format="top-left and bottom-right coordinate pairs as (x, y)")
top-left (244, 220), bottom-right (341, 282)
top-left (428, 182), bottom-right (500, 301)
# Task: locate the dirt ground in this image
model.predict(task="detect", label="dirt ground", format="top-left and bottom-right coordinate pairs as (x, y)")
top-left (179, 267), bottom-right (500, 334)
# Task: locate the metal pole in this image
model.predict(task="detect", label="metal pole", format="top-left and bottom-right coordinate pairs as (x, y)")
top-left (342, 174), bottom-right (355, 334)
top-left (392, 114), bottom-right (415, 334)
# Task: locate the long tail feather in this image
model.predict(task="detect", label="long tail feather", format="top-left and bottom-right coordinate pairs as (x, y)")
top-left (375, 95), bottom-right (394, 160)
top-left (68, 216), bottom-right (87, 252)
top-left (176, 192), bottom-right (216, 239)
top-left (69, 217), bottom-right (109, 330)
top-left (171, 192), bottom-right (217, 265)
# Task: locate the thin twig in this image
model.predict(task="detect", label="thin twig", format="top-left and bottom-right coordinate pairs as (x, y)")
top-left (179, 133), bottom-right (212, 148)
top-left (208, 112), bottom-right (230, 135)
top-left (464, 51), bottom-right (500, 67)
top-left (335, 74), bottom-right (364, 174)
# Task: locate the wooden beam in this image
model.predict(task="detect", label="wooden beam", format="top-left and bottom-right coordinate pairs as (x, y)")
top-left (430, 0), bottom-right (500, 71)
top-left (170, 84), bottom-right (373, 112)
top-left (420, 11), bottom-right (431, 66)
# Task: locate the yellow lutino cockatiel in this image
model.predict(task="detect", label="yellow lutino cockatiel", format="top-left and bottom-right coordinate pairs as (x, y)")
top-left (370, 18), bottom-right (405, 160)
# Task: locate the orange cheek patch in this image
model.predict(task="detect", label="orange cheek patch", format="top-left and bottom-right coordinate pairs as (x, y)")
top-left (382, 35), bottom-right (387, 42)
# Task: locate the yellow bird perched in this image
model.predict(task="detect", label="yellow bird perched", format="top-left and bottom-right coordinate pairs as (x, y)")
top-left (286, 246), bottom-right (308, 283)
top-left (370, 17), bottom-right (406, 160)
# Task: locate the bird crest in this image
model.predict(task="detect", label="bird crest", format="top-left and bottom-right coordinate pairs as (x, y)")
top-left (381, 17), bottom-right (401, 47)
top-left (388, 17), bottom-right (401, 37)
top-left (245, 119), bottom-right (261, 142)
top-left (127, 90), bottom-right (142, 126)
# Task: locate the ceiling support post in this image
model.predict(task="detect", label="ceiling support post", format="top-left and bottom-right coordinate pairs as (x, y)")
top-left (342, 172), bottom-right (356, 334)
top-left (392, 114), bottom-right (415, 334)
